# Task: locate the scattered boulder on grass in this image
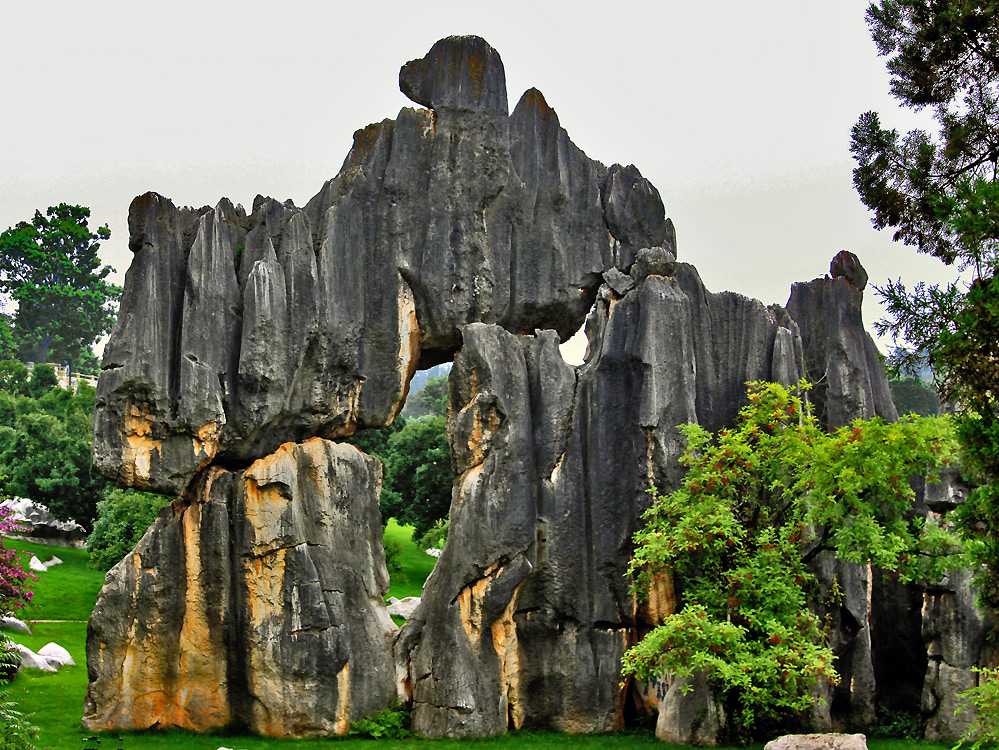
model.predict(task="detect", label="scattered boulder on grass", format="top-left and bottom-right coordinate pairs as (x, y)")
top-left (38, 642), bottom-right (74, 667)
top-left (44, 555), bottom-right (63, 567)
top-left (12, 643), bottom-right (57, 672)
top-left (28, 556), bottom-right (46, 573)
top-left (0, 616), bottom-right (31, 635)
top-left (386, 597), bottom-right (421, 619)
top-left (764, 734), bottom-right (868, 750)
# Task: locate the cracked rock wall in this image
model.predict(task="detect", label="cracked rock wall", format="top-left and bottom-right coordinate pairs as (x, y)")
top-left (93, 35), bottom-right (668, 497)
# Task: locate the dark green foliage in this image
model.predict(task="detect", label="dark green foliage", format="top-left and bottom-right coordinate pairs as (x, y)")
top-left (417, 517), bottom-right (449, 551)
top-left (417, 374), bottom-right (448, 417)
top-left (24, 364), bottom-right (57, 398)
top-left (889, 377), bottom-right (940, 417)
top-left (381, 416), bottom-right (451, 539)
top-left (87, 489), bottom-right (170, 572)
top-left (0, 371), bottom-right (105, 529)
top-left (349, 415), bottom-right (453, 540)
top-left (853, 0), bottom-right (999, 619)
top-left (348, 702), bottom-right (411, 739)
top-left (0, 203), bottom-right (121, 368)
top-left (871, 705), bottom-right (924, 740)
top-left (624, 382), bottom-right (964, 741)
top-left (852, 1), bottom-right (999, 270)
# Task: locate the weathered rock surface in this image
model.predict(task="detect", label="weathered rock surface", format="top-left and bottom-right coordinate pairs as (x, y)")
top-left (396, 261), bottom-right (805, 737)
top-left (764, 733), bottom-right (869, 750)
top-left (920, 468), bottom-right (996, 742)
top-left (93, 35), bottom-right (669, 496)
top-left (86, 32), bottom-right (975, 747)
top-left (83, 439), bottom-right (396, 736)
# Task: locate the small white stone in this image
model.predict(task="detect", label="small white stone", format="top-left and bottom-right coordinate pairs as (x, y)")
top-left (28, 556), bottom-right (47, 573)
top-left (12, 643), bottom-right (57, 672)
top-left (386, 596), bottom-right (421, 619)
top-left (44, 556), bottom-right (63, 567)
top-left (0, 616), bottom-right (31, 635)
top-left (37, 642), bottom-right (74, 667)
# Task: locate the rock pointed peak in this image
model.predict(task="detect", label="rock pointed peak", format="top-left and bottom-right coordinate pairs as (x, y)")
top-left (830, 249), bottom-right (868, 291)
top-left (400, 35), bottom-right (508, 115)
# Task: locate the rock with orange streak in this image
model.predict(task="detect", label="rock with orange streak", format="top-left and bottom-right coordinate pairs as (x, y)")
top-left (84, 440), bottom-right (396, 737)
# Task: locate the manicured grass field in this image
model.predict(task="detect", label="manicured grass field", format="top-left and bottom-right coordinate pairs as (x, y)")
top-left (0, 533), bottom-right (953, 750)
top-left (385, 517), bottom-right (439, 600)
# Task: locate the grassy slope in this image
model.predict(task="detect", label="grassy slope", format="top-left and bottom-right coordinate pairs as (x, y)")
top-left (0, 534), bottom-right (953, 750)
top-left (386, 517), bottom-right (439, 600)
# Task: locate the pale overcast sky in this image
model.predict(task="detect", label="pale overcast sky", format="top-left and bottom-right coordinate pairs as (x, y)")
top-left (0, 0), bottom-right (958, 364)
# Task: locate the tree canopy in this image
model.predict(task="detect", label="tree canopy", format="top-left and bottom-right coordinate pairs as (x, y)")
top-left (0, 363), bottom-right (107, 529)
top-left (851, 0), bottom-right (999, 609)
top-left (349, 415), bottom-right (453, 539)
top-left (623, 381), bottom-right (964, 741)
top-left (0, 204), bottom-right (121, 370)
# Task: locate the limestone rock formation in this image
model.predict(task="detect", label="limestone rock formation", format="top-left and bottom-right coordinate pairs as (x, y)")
top-left (86, 33), bottom-right (971, 746)
top-left (93, 35), bottom-right (668, 497)
top-left (920, 468), bottom-right (996, 742)
top-left (396, 262), bottom-right (805, 737)
top-left (83, 440), bottom-right (396, 736)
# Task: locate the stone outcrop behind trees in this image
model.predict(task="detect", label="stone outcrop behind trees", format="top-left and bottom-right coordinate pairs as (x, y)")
top-left (86, 35), bottom-right (982, 745)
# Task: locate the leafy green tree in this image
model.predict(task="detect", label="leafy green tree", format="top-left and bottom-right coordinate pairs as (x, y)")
top-left (0, 204), bottom-right (121, 368)
top-left (418, 374), bottom-right (449, 418)
top-left (623, 381), bottom-right (964, 741)
top-left (889, 376), bottom-right (941, 417)
top-left (0, 379), bottom-right (106, 529)
top-left (851, 0), bottom-right (999, 610)
top-left (382, 416), bottom-right (452, 539)
top-left (349, 415), bottom-right (453, 538)
top-left (87, 488), bottom-right (170, 571)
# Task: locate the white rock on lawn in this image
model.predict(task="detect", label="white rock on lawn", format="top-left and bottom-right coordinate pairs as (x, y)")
top-left (11, 643), bottom-right (57, 672)
top-left (386, 596), bottom-right (421, 619)
top-left (28, 556), bottom-right (46, 573)
top-left (0, 616), bottom-right (30, 635)
top-left (37, 642), bottom-right (74, 667)
top-left (764, 734), bottom-right (869, 750)
top-left (44, 556), bottom-right (63, 567)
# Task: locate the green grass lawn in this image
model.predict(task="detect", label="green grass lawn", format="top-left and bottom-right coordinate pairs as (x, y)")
top-left (0, 532), bottom-right (954, 750)
top-left (385, 517), bottom-right (439, 600)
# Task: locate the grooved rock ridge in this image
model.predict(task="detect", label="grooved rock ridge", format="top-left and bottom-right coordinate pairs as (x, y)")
top-left (93, 35), bottom-right (669, 497)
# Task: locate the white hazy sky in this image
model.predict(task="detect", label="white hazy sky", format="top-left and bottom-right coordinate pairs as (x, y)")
top-left (0, 0), bottom-right (958, 364)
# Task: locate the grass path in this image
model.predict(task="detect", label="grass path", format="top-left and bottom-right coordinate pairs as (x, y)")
top-left (0, 533), bottom-right (953, 750)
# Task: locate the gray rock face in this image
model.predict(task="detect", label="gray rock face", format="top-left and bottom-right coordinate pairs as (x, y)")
top-left (93, 35), bottom-right (668, 496)
top-left (83, 440), bottom-right (396, 736)
top-left (920, 469), bottom-right (996, 742)
top-left (396, 265), bottom-right (805, 737)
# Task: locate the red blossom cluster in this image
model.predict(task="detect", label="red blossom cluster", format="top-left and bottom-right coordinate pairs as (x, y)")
top-left (0, 507), bottom-right (36, 614)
